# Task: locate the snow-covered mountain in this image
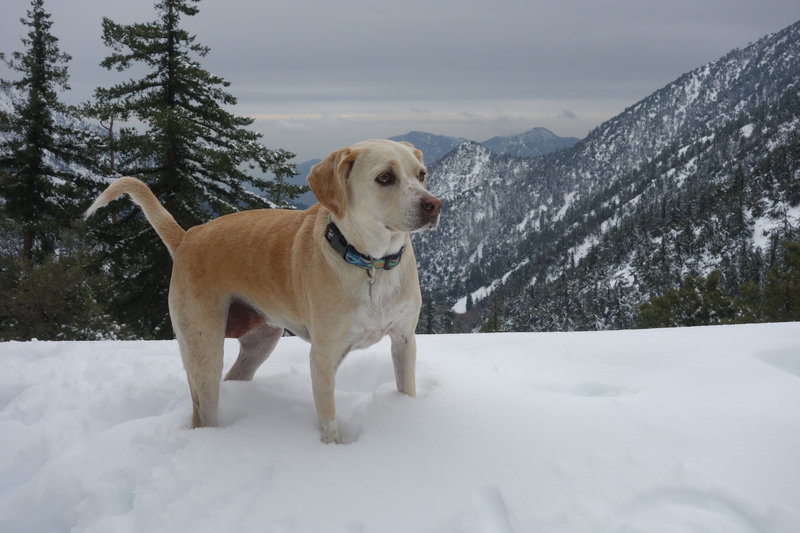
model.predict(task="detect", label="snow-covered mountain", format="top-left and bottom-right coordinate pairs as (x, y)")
top-left (389, 128), bottom-right (581, 165)
top-left (413, 20), bottom-right (800, 330)
top-left (289, 128), bottom-right (579, 208)
top-left (482, 127), bottom-right (580, 157)
top-left (0, 89), bottom-right (24, 146)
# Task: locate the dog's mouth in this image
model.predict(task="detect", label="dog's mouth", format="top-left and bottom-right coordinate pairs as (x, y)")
top-left (409, 215), bottom-right (440, 233)
top-left (385, 218), bottom-right (439, 233)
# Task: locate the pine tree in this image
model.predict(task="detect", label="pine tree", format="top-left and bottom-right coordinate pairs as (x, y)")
top-left (0, 230), bottom-right (129, 341)
top-left (763, 241), bottom-right (800, 321)
top-left (419, 294), bottom-right (435, 334)
top-left (733, 281), bottom-right (763, 323)
top-left (89, 0), bottom-right (304, 338)
top-left (80, 91), bottom-right (128, 181)
top-left (0, 0), bottom-right (98, 261)
top-left (698, 270), bottom-right (735, 324)
top-left (480, 299), bottom-right (504, 333)
top-left (637, 288), bottom-right (677, 329)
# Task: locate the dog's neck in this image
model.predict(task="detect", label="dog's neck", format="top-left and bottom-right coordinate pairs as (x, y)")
top-left (331, 214), bottom-right (406, 261)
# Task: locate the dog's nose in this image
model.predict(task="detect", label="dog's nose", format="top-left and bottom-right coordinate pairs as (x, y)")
top-left (421, 195), bottom-right (441, 217)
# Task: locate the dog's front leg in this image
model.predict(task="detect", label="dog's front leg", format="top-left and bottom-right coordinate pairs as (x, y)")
top-left (310, 345), bottom-right (344, 443)
top-left (390, 332), bottom-right (417, 397)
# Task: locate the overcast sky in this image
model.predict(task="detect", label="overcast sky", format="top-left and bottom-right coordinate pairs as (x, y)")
top-left (2, 0), bottom-right (798, 162)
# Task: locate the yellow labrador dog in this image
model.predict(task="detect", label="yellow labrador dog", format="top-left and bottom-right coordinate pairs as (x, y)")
top-left (86, 139), bottom-right (441, 443)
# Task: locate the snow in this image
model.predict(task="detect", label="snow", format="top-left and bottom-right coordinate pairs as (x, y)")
top-left (752, 203), bottom-right (800, 250)
top-left (0, 90), bottom-right (16, 115)
top-left (452, 261), bottom-right (529, 314)
top-left (467, 240), bottom-right (485, 264)
top-left (740, 123), bottom-right (755, 138)
top-left (699, 133), bottom-right (715, 144)
top-left (2, 323), bottom-right (799, 533)
top-left (567, 234), bottom-right (600, 263)
top-left (611, 265), bottom-right (636, 287)
top-left (468, 148), bottom-right (491, 179)
top-left (554, 191), bottom-right (577, 221)
top-left (767, 117), bottom-right (800, 150)
top-left (453, 284), bottom-right (493, 314)
top-left (515, 208), bottom-right (542, 233)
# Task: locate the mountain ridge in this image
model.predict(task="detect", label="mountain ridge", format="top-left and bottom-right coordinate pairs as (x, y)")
top-left (482, 127), bottom-right (580, 157)
top-left (413, 19), bottom-right (800, 331)
top-left (286, 127), bottom-right (581, 208)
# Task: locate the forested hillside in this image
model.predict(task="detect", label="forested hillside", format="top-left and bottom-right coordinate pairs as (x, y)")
top-left (414, 20), bottom-right (800, 332)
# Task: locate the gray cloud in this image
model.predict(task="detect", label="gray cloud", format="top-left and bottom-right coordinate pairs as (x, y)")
top-left (1, 0), bottom-right (798, 161)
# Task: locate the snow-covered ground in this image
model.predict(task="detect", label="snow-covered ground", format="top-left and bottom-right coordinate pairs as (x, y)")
top-left (1, 323), bottom-right (799, 533)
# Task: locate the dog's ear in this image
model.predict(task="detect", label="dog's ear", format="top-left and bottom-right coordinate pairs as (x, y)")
top-left (399, 141), bottom-right (424, 164)
top-left (307, 147), bottom-right (357, 219)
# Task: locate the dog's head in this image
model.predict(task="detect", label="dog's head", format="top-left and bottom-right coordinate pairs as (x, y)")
top-left (308, 139), bottom-right (441, 233)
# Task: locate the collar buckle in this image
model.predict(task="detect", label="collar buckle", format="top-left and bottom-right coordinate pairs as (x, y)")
top-left (324, 221), bottom-right (404, 272)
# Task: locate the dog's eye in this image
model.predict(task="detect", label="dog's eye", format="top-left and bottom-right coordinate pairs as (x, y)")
top-left (418, 170), bottom-right (427, 182)
top-left (375, 171), bottom-right (395, 186)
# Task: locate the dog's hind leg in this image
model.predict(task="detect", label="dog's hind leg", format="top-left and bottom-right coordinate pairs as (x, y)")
top-left (176, 331), bottom-right (225, 428)
top-left (225, 323), bottom-right (283, 381)
top-left (171, 292), bottom-right (227, 428)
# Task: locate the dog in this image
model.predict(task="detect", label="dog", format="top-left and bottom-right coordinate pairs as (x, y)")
top-left (85, 139), bottom-right (441, 443)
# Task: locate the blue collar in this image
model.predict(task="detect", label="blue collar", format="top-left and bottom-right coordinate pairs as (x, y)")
top-left (324, 221), bottom-right (404, 271)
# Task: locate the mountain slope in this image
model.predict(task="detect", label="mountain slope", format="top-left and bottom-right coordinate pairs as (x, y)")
top-left (413, 20), bottom-right (800, 331)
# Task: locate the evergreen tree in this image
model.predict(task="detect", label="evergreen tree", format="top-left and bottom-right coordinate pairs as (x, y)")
top-left (698, 270), bottom-right (735, 324)
top-left (637, 288), bottom-right (677, 329)
top-left (762, 241), bottom-right (800, 321)
top-left (733, 281), bottom-right (763, 323)
top-left (419, 295), bottom-right (435, 334)
top-left (480, 299), bottom-right (504, 333)
top-left (638, 242), bottom-right (800, 329)
top-left (0, 0), bottom-right (98, 261)
top-left (89, 0), bottom-right (304, 338)
top-left (0, 228), bottom-right (131, 341)
top-left (637, 271), bottom-right (735, 328)
top-left (80, 91), bottom-right (127, 180)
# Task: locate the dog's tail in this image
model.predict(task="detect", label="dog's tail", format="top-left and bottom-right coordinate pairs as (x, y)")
top-left (84, 177), bottom-right (185, 256)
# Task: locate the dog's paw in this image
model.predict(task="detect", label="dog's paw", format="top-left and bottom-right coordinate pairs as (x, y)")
top-left (320, 420), bottom-right (340, 444)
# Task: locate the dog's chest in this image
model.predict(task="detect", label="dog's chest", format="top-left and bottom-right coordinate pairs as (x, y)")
top-left (348, 273), bottom-right (411, 349)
